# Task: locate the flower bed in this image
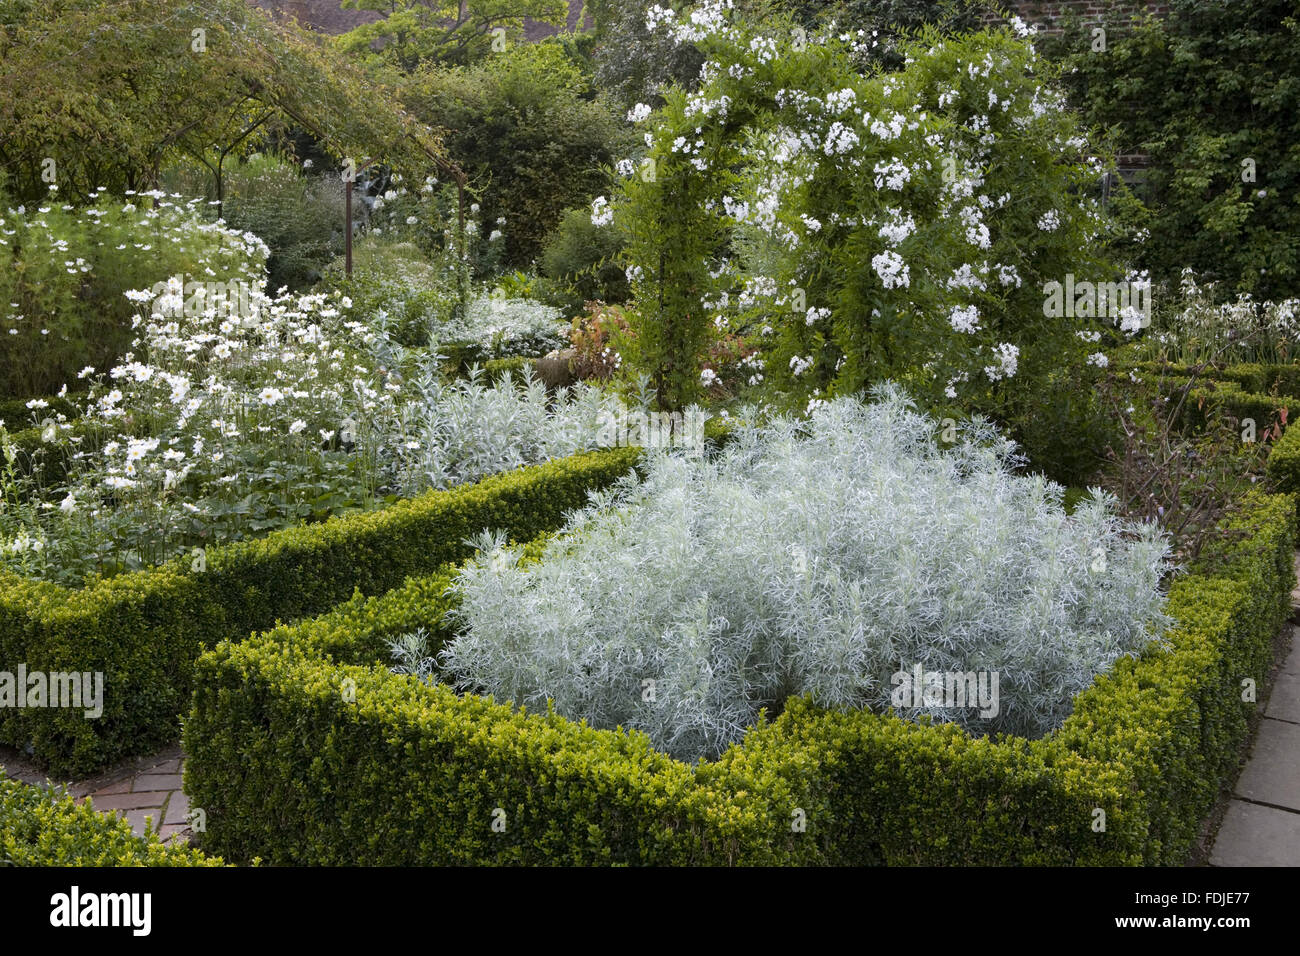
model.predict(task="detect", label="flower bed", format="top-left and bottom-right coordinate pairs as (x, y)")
top-left (183, 474), bottom-right (1294, 864)
top-left (0, 446), bottom-right (640, 776)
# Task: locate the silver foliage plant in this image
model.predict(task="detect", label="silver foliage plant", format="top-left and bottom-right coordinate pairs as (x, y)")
top-left (434, 294), bottom-right (569, 359)
top-left (379, 367), bottom-right (639, 494)
top-left (387, 628), bottom-right (437, 681)
top-left (440, 385), bottom-right (1173, 762)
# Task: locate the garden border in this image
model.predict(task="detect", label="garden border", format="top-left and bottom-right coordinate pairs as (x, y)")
top-left (183, 486), bottom-right (1295, 865)
top-left (0, 445), bottom-right (641, 776)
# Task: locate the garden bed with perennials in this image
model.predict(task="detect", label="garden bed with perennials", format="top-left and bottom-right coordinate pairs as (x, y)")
top-left (183, 481), bottom-right (1294, 865)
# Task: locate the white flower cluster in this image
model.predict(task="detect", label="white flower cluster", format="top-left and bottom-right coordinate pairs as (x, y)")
top-left (949, 304), bottom-right (981, 334)
top-left (984, 342), bottom-right (1019, 381)
top-left (872, 250), bottom-right (910, 289)
top-left (590, 196), bottom-right (613, 227)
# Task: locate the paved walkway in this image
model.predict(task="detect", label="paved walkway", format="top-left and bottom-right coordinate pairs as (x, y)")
top-left (0, 741), bottom-right (193, 843)
top-left (80, 749), bottom-right (193, 842)
top-left (1210, 624), bottom-right (1300, 866)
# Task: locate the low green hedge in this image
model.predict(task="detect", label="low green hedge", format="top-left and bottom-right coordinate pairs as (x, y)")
top-left (0, 771), bottom-right (221, 866)
top-left (1266, 421), bottom-right (1300, 506)
top-left (0, 392), bottom-right (85, 431)
top-left (1123, 360), bottom-right (1300, 431)
top-left (1125, 359), bottom-right (1300, 400)
top-left (481, 356), bottom-right (534, 383)
top-left (1179, 379), bottom-right (1293, 432)
top-left (184, 484), bottom-right (1296, 865)
top-left (0, 446), bottom-right (641, 776)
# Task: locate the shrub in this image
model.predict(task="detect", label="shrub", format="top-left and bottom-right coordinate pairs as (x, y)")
top-left (611, 11), bottom-right (1123, 417)
top-left (0, 445), bottom-right (641, 775)
top-left (441, 388), bottom-right (1172, 761)
top-left (219, 154), bottom-right (348, 293)
top-left (400, 42), bottom-right (634, 268)
top-left (538, 206), bottom-right (630, 314)
top-left (0, 771), bottom-right (221, 866)
top-left (432, 294), bottom-right (570, 366)
top-left (328, 237), bottom-right (462, 347)
top-left (1095, 367), bottom-right (1274, 565)
top-left (0, 190), bottom-right (269, 397)
top-left (1265, 421), bottom-right (1300, 520)
top-left (568, 302), bottom-right (633, 380)
top-left (1042, 0), bottom-right (1300, 299)
top-left (181, 488), bottom-right (1294, 865)
top-left (379, 367), bottom-right (641, 496)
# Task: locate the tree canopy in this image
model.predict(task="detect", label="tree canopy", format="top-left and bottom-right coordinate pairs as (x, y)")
top-left (0, 0), bottom-right (448, 202)
top-left (336, 0), bottom-right (569, 71)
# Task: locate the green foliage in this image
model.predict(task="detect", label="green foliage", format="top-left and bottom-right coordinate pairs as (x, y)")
top-left (586, 0), bottom-right (707, 107)
top-left (0, 393), bottom-right (85, 433)
top-left (400, 42), bottom-right (635, 267)
top-left (1042, 1), bottom-right (1300, 299)
top-left (337, 0), bottom-right (569, 71)
top-left (0, 0), bottom-right (445, 205)
top-left (183, 487), bottom-right (1296, 865)
top-left (327, 237), bottom-right (462, 346)
top-left (538, 206), bottom-right (631, 313)
top-left (1265, 421), bottom-right (1300, 512)
top-left (0, 446), bottom-right (640, 776)
top-left (0, 771), bottom-right (221, 866)
top-left (219, 154), bottom-right (348, 292)
top-left (0, 192), bottom-right (269, 398)
top-left (1051, 491), bottom-right (1296, 862)
top-left (614, 14), bottom-right (1120, 417)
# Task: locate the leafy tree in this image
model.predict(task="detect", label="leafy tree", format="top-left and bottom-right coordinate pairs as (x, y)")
top-left (1041, 0), bottom-right (1300, 299)
top-left (401, 42), bottom-right (634, 267)
top-left (336, 0), bottom-right (568, 70)
top-left (0, 0), bottom-right (447, 204)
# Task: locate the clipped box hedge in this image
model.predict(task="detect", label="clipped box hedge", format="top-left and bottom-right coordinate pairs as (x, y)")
top-left (0, 391), bottom-right (86, 431)
top-left (1125, 359), bottom-right (1300, 400)
top-left (0, 446), bottom-right (640, 776)
top-left (0, 771), bottom-right (221, 866)
top-left (184, 486), bottom-right (1296, 866)
top-left (1266, 419), bottom-right (1300, 503)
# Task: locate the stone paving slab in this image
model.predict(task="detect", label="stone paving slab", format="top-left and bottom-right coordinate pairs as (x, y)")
top-left (132, 772), bottom-right (184, 791)
top-left (1211, 800), bottom-right (1300, 866)
top-left (1233, 718), bottom-right (1300, 812)
top-left (1266, 669), bottom-right (1300, 724)
top-left (83, 757), bottom-right (192, 840)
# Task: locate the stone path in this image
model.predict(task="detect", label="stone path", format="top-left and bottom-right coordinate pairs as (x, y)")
top-left (81, 750), bottom-right (193, 842)
top-left (1210, 624), bottom-right (1300, 866)
top-left (0, 741), bottom-right (193, 843)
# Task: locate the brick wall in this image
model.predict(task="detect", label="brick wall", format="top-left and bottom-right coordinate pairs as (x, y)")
top-left (988, 1), bottom-right (1173, 33)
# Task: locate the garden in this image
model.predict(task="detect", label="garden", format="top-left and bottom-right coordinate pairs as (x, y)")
top-left (2, 0), bottom-right (1299, 875)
